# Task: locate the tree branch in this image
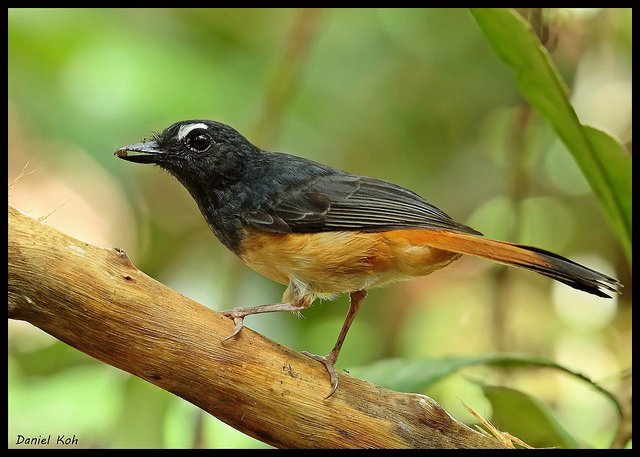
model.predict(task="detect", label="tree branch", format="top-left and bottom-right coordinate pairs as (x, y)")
top-left (8, 205), bottom-right (506, 449)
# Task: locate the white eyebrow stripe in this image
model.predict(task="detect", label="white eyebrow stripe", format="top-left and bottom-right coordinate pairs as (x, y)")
top-left (177, 123), bottom-right (209, 141)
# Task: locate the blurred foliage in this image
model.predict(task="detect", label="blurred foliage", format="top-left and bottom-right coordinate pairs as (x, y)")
top-left (9, 8), bottom-right (631, 449)
top-left (472, 8), bottom-right (631, 264)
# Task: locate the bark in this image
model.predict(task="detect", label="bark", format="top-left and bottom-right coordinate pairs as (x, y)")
top-left (8, 205), bottom-right (505, 449)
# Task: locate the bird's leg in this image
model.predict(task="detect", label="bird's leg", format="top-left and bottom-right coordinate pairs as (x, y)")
top-left (301, 289), bottom-right (367, 399)
top-left (220, 301), bottom-right (309, 342)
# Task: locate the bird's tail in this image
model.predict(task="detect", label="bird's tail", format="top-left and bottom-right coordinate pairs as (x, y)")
top-left (416, 231), bottom-right (621, 298)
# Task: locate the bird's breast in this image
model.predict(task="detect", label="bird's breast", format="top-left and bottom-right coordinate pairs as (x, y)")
top-left (236, 228), bottom-right (462, 299)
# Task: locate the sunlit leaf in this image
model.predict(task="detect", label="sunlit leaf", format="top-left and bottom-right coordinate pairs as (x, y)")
top-left (469, 8), bottom-right (632, 265)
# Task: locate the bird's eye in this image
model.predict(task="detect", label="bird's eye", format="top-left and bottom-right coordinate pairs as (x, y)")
top-left (186, 132), bottom-right (212, 152)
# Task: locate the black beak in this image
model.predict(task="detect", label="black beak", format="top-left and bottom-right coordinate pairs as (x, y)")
top-left (114, 141), bottom-right (163, 164)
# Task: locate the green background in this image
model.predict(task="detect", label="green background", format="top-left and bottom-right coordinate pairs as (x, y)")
top-left (9, 8), bottom-right (631, 448)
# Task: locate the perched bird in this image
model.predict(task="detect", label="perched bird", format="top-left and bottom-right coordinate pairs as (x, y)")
top-left (116, 120), bottom-right (620, 398)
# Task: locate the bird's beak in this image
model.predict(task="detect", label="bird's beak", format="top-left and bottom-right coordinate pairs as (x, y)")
top-left (114, 141), bottom-right (162, 164)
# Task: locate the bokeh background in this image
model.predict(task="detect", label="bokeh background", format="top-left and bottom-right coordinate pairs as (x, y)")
top-left (8, 8), bottom-right (631, 448)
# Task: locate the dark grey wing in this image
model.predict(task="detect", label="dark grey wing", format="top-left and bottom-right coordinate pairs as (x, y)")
top-left (245, 173), bottom-right (481, 236)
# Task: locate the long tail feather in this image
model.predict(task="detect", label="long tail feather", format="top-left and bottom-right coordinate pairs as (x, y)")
top-left (421, 231), bottom-right (621, 298)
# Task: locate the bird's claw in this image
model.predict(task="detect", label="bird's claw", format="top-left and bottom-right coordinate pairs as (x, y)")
top-left (220, 311), bottom-right (246, 342)
top-left (301, 351), bottom-right (340, 399)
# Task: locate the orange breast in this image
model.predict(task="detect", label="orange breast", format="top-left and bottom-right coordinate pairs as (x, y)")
top-left (237, 229), bottom-right (461, 299)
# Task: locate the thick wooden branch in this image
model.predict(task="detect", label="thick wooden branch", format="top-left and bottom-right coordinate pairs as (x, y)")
top-left (8, 205), bottom-right (505, 449)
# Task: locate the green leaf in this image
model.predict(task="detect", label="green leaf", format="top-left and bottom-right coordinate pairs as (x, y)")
top-left (469, 8), bottom-right (631, 266)
top-left (482, 385), bottom-right (580, 449)
top-left (350, 353), bottom-right (622, 416)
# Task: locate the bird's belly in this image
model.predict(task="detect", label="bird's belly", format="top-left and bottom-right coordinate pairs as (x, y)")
top-left (237, 229), bottom-right (461, 299)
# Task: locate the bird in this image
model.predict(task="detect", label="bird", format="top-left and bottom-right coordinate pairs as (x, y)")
top-left (115, 119), bottom-right (621, 398)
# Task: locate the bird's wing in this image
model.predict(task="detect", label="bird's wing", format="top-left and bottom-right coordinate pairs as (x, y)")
top-left (244, 173), bottom-right (481, 235)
